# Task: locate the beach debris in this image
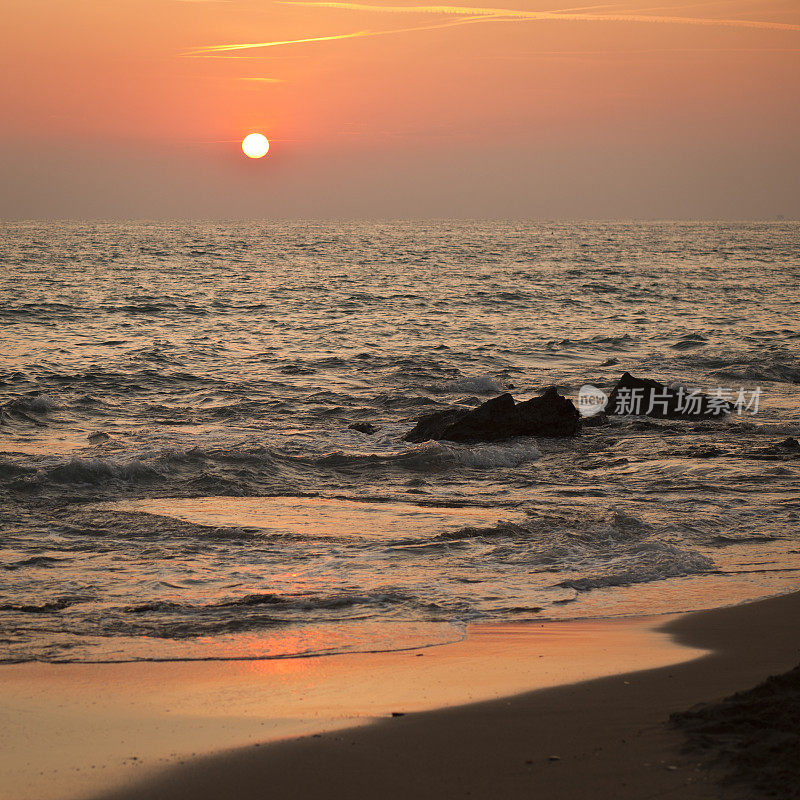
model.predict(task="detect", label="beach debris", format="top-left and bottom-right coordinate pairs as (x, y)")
top-left (391, 711), bottom-right (406, 717)
top-left (403, 388), bottom-right (581, 443)
top-left (88, 431), bottom-right (111, 442)
top-left (548, 755), bottom-right (561, 761)
top-left (607, 372), bottom-right (730, 419)
top-left (348, 422), bottom-right (380, 435)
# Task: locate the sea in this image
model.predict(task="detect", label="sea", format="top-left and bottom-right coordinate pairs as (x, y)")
top-left (1, 220), bottom-right (799, 664)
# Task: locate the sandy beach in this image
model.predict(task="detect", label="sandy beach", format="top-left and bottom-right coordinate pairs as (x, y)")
top-left (1, 613), bottom-right (702, 800)
top-left (0, 590), bottom-right (796, 800)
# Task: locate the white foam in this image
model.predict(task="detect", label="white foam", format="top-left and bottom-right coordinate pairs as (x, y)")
top-left (399, 440), bottom-right (541, 470)
top-left (40, 457), bottom-right (158, 484)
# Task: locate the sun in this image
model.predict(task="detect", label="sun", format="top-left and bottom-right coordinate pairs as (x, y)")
top-left (242, 133), bottom-right (270, 159)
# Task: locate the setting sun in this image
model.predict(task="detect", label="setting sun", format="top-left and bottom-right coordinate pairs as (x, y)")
top-left (242, 133), bottom-right (270, 159)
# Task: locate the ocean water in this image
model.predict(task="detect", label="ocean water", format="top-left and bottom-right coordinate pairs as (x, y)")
top-left (1, 220), bottom-right (799, 663)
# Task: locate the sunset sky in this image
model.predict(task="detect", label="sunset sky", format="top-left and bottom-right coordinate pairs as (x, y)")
top-left (2, 0), bottom-right (799, 218)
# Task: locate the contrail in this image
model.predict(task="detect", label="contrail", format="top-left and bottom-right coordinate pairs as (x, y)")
top-left (186, 15), bottom-right (507, 54)
top-left (281, 1), bottom-right (800, 32)
top-left (187, 1), bottom-right (800, 55)
top-left (184, 30), bottom-right (371, 54)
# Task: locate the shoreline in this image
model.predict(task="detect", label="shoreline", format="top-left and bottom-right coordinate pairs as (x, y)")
top-left (2, 613), bottom-right (706, 800)
top-left (85, 588), bottom-right (800, 800)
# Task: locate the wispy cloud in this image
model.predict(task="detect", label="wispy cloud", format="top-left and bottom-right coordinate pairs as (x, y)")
top-left (185, 31), bottom-right (371, 54)
top-left (186, 1), bottom-right (800, 56)
top-left (185, 15), bottom-right (504, 55)
top-left (282, 2), bottom-right (800, 32)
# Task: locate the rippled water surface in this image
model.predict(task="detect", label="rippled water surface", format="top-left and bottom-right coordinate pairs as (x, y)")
top-left (1, 221), bottom-right (799, 662)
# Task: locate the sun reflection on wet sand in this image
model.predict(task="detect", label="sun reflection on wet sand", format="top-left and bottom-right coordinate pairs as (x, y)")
top-left (0, 615), bottom-right (707, 800)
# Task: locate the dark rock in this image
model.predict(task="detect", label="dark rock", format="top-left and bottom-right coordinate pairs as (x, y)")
top-left (348, 422), bottom-right (380, 435)
top-left (606, 372), bottom-right (729, 419)
top-left (433, 393), bottom-right (519, 442)
top-left (403, 388), bottom-right (581, 443)
top-left (514, 388), bottom-right (582, 437)
top-left (779, 437), bottom-right (800, 450)
top-left (599, 358), bottom-right (619, 367)
top-left (402, 408), bottom-right (470, 442)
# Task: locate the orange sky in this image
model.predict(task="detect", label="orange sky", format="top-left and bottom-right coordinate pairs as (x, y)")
top-left (2, 0), bottom-right (799, 217)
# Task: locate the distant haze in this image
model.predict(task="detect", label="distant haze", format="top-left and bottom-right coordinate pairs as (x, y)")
top-left (2, 0), bottom-right (799, 219)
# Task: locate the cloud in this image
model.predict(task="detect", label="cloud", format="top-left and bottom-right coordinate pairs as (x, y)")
top-left (185, 31), bottom-right (372, 54)
top-left (186, 1), bottom-right (800, 55)
top-left (282, 2), bottom-right (800, 32)
top-left (185, 15), bottom-right (504, 55)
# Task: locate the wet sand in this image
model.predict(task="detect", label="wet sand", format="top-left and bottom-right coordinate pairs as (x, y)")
top-left (1, 615), bottom-right (703, 800)
top-left (2, 592), bottom-right (798, 800)
top-left (91, 590), bottom-right (800, 800)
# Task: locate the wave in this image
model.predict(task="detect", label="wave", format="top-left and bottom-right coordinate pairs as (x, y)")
top-left (24, 367), bottom-right (227, 391)
top-left (0, 395), bottom-right (59, 428)
top-left (709, 362), bottom-right (800, 385)
top-left (124, 589), bottom-right (420, 616)
top-left (71, 589), bottom-right (442, 640)
top-left (659, 347), bottom-right (800, 385)
top-left (2, 555), bottom-right (69, 571)
top-left (315, 440), bottom-right (542, 471)
top-left (727, 421), bottom-right (800, 437)
top-left (0, 459), bottom-right (35, 479)
top-left (0, 302), bottom-right (81, 320)
top-left (438, 375), bottom-right (506, 395)
top-left (671, 333), bottom-right (708, 351)
top-left (399, 440), bottom-right (542, 470)
top-left (557, 544), bottom-right (713, 591)
top-left (421, 508), bottom-right (715, 591)
top-left (373, 392), bottom-right (441, 409)
top-left (2, 395), bottom-right (60, 414)
top-left (427, 521), bottom-right (531, 543)
top-left (0, 596), bottom-right (87, 613)
top-left (38, 457), bottom-right (161, 485)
